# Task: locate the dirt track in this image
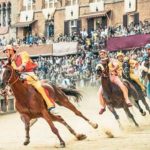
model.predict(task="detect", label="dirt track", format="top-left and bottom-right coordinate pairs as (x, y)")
top-left (0, 86), bottom-right (150, 150)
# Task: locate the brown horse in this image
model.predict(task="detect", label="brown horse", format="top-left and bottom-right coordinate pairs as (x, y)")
top-left (122, 60), bottom-right (150, 115)
top-left (0, 63), bottom-right (98, 148)
top-left (96, 61), bottom-right (139, 127)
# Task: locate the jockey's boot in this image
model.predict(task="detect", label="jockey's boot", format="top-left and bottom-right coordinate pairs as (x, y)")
top-left (99, 108), bottom-right (106, 115)
top-left (126, 100), bottom-right (132, 107)
top-left (48, 107), bottom-right (58, 115)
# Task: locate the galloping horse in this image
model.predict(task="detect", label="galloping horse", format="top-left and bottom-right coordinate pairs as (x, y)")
top-left (141, 59), bottom-right (150, 99)
top-left (122, 60), bottom-right (150, 115)
top-left (0, 62), bottom-right (98, 148)
top-left (96, 61), bottom-right (139, 127)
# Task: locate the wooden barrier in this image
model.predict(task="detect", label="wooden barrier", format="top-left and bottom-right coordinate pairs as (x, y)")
top-left (0, 96), bottom-right (15, 114)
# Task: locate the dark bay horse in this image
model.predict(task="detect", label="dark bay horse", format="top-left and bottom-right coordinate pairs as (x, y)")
top-left (96, 61), bottom-right (139, 127)
top-left (0, 63), bottom-right (98, 148)
top-left (122, 60), bottom-right (150, 115)
top-left (141, 58), bottom-right (150, 99)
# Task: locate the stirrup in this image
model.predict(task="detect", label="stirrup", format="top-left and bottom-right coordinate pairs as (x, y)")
top-left (48, 107), bottom-right (58, 115)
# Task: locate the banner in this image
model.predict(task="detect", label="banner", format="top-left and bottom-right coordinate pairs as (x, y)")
top-left (20, 10), bottom-right (34, 22)
top-left (124, 0), bottom-right (136, 13)
top-left (42, 8), bottom-right (55, 19)
top-left (53, 42), bottom-right (78, 56)
top-left (65, 5), bottom-right (79, 20)
top-left (89, 1), bottom-right (104, 12)
top-left (107, 34), bottom-right (150, 51)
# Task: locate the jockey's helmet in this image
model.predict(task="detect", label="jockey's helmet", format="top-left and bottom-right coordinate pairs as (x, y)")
top-left (145, 43), bottom-right (150, 49)
top-left (3, 45), bottom-right (16, 53)
top-left (116, 52), bottom-right (124, 58)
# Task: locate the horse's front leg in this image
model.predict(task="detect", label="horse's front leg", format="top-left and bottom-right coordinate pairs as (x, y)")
top-left (107, 105), bottom-right (123, 129)
top-left (20, 115), bottom-right (30, 145)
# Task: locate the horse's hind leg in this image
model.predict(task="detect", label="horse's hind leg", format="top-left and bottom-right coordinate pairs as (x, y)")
top-left (135, 101), bottom-right (146, 116)
top-left (123, 106), bottom-right (139, 127)
top-left (20, 115), bottom-right (30, 145)
top-left (51, 114), bottom-right (87, 140)
top-left (42, 110), bottom-right (65, 148)
top-left (140, 96), bottom-right (150, 114)
top-left (59, 98), bottom-right (98, 129)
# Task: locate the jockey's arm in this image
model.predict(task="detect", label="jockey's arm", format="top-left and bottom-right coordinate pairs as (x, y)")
top-left (109, 60), bottom-right (119, 72)
top-left (129, 59), bottom-right (138, 68)
top-left (14, 51), bottom-right (30, 72)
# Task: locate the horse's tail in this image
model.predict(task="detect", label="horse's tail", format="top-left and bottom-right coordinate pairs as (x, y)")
top-left (59, 87), bottom-right (83, 103)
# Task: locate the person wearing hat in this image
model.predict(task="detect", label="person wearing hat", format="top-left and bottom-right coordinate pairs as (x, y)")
top-left (115, 52), bottom-right (124, 77)
top-left (127, 56), bottom-right (146, 92)
top-left (3, 44), bottom-right (57, 115)
top-left (97, 50), bottom-right (132, 115)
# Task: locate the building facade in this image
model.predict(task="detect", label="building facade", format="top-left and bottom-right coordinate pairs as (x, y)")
top-left (1, 0), bottom-right (150, 40)
top-left (0, 0), bottom-right (19, 39)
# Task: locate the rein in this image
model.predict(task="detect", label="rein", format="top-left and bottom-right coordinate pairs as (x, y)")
top-left (6, 66), bottom-right (19, 86)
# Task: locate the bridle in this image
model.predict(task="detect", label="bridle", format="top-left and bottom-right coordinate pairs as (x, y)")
top-left (4, 65), bottom-right (19, 86)
top-left (101, 65), bottom-right (109, 78)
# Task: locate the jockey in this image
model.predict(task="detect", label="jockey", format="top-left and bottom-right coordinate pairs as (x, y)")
top-left (98, 50), bottom-right (132, 115)
top-left (124, 56), bottom-right (146, 92)
top-left (144, 44), bottom-right (150, 98)
top-left (3, 45), bottom-right (57, 114)
top-left (116, 52), bottom-right (124, 77)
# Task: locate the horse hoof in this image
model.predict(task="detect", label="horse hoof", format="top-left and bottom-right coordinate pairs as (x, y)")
top-left (76, 134), bottom-right (87, 140)
top-left (142, 112), bottom-right (146, 116)
top-left (105, 131), bottom-right (114, 138)
top-left (23, 140), bottom-right (30, 146)
top-left (135, 123), bottom-right (139, 127)
top-left (55, 142), bottom-right (65, 148)
top-left (93, 123), bottom-right (98, 129)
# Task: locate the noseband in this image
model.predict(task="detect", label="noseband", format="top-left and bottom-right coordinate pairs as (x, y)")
top-left (5, 66), bottom-right (19, 86)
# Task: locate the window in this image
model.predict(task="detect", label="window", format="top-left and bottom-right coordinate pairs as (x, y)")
top-left (23, 0), bottom-right (36, 10)
top-left (70, 20), bottom-right (77, 27)
top-left (66, 0), bottom-right (78, 6)
top-left (45, 0), bottom-right (55, 8)
top-left (89, 0), bottom-right (102, 2)
top-left (69, 20), bottom-right (78, 35)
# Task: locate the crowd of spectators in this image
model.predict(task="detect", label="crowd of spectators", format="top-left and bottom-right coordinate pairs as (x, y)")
top-left (0, 20), bottom-right (150, 49)
top-left (29, 47), bottom-right (147, 88)
top-left (0, 21), bottom-right (149, 88)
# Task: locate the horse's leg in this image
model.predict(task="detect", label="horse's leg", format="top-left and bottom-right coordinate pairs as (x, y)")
top-left (42, 110), bottom-right (65, 148)
top-left (140, 96), bottom-right (150, 114)
top-left (135, 100), bottom-right (146, 116)
top-left (107, 105), bottom-right (122, 128)
top-left (50, 114), bottom-right (87, 140)
top-left (20, 115), bottom-right (30, 145)
top-left (123, 106), bottom-right (139, 127)
top-left (59, 98), bottom-right (98, 129)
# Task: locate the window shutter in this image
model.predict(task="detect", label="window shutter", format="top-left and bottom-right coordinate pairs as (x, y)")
top-left (134, 13), bottom-right (139, 25)
top-left (123, 14), bottom-right (128, 27)
top-left (77, 19), bottom-right (81, 34)
top-left (64, 21), bottom-right (69, 35)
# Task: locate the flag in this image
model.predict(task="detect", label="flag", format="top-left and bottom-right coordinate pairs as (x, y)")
top-left (124, 0), bottom-right (136, 13)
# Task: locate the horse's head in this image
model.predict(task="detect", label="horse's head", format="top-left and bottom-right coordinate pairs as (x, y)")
top-left (0, 64), bottom-right (18, 89)
top-left (96, 62), bottom-right (109, 78)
